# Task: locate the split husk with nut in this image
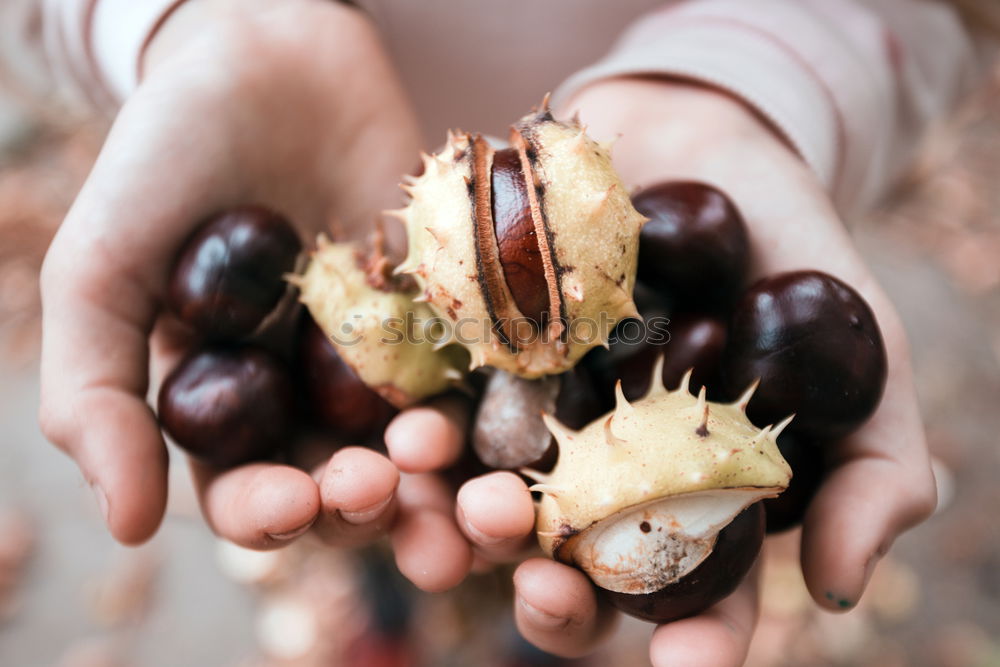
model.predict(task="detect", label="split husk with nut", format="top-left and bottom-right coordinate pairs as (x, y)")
top-left (526, 360), bottom-right (792, 620)
top-left (392, 102), bottom-right (646, 377)
top-left (294, 235), bottom-right (468, 408)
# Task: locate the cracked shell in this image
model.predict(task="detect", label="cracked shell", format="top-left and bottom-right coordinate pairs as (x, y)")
top-left (393, 104), bottom-right (645, 378)
top-left (529, 359), bottom-right (792, 596)
top-left (293, 236), bottom-right (469, 408)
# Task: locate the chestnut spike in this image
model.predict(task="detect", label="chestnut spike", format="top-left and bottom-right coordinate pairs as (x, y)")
top-left (400, 183), bottom-right (416, 197)
top-left (423, 225), bottom-right (445, 249)
top-left (694, 385), bottom-right (707, 415)
top-left (645, 355), bottom-right (668, 398)
top-left (749, 424), bottom-right (774, 449)
top-left (536, 530), bottom-right (561, 538)
top-left (529, 483), bottom-right (564, 498)
top-left (771, 414), bottom-right (795, 439)
top-left (521, 468), bottom-right (552, 484)
top-left (468, 354), bottom-right (487, 372)
top-left (603, 414), bottom-right (629, 448)
top-left (538, 92), bottom-right (552, 113)
top-left (283, 272), bottom-right (303, 288)
top-left (412, 291), bottom-right (430, 303)
top-left (676, 368), bottom-right (695, 396)
top-left (731, 380), bottom-right (761, 413)
top-left (696, 395), bottom-right (711, 438)
top-left (541, 412), bottom-right (575, 442)
top-left (564, 280), bottom-right (585, 302)
top-left (393, 260), bottom-right (417, 276)
top-left (614, 380), bottom-right (634, 413)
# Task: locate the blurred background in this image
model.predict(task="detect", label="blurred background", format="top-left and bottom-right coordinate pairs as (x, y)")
top-left (1, 49), bottom-right (1000, 667)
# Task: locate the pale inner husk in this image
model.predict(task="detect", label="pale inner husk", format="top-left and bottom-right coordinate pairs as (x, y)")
top-left (569, 488), bottom-right (770, 595)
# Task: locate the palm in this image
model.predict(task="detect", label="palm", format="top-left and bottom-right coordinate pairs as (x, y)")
top-left (39, 2), bottom-right (431, 552)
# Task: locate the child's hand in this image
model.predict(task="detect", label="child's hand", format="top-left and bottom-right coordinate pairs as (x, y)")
top-left (453, 79), bottom-right (938, 665)
top-left (36, 0), bottom-right (456, 563)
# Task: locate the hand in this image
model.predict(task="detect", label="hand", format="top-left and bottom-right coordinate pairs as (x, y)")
top-left (452, 78), bottom-right (937, 664)
top-left (37, 0), bottom-right (472, 578)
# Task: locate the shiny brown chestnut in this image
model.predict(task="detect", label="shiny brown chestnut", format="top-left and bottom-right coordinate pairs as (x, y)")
top-left (611, 312), bottom-right (727, 402)
top-left (603, 503), bottom-right (765, 623)
top-left (158, 346), bottom-right (294, 467)
top-left (633, 181), bottom-right (749, 309)
top-left (297, 317), bottom-right (397, 442)
top-left (168, 206), bottom-right (301, 340)
top-left (492, 147), bottom-right (548, 324)
top-left (764, 435), bottom-right (826, 533)
top-left (723, 270), bottom-right (888, 440)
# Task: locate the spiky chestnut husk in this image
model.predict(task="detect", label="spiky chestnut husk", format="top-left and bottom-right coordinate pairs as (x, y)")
top-left (292, 235), bottom-right (469, 408)
top-left (528, 359), bottom-right (791, 612)
top-left (392, 102), bottom-right (646, 378)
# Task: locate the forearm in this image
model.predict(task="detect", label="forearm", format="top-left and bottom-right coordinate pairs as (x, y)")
top-left (554, 0), bottom-right (994, 219)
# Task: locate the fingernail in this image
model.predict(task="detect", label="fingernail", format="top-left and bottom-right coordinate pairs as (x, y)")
top-left (517, 595), bottom-right (570, 630)
top-left (267, 517), bottom-right (315, 541)
top-left (92, 483), bottom-right (109, 522)
top-left (825, 591), bottom-right (854, 610)
top-left (339, 495), bottom-right (393, 525)
top-left (462, 516), bottom-right (505, 546)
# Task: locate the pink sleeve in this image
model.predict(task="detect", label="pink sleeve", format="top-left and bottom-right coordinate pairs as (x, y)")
top-left (1, 0), bottom-right (188, 111)
top-left (551, 0), bottom-right (991, 217)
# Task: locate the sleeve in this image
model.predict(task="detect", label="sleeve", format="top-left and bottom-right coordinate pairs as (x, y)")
top-left (0, 0), bottom-right (189, 113)
top-left (551, 0), bottom-right (995, 218)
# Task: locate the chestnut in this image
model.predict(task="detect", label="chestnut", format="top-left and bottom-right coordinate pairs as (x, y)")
top-left (297, 317), bottom-right (397, 442)
top-left (633, 181), bottom-right (749, 309)
top-left (723, 271), bottom-right (887, 440)
top-left (168, 206), bottom-right (301, 340)
top-left (533, 368), bottom-right (790, 626)
top-left (764, 435), bottom-right (826, 533)
top-left (472, 365), bottom-right (609, 471)
top-left (609, 312), bottom-right (727, 402)
top-left (158, 346), bottom-right (294, 467)
top-left (603, 503), bottom-right (765, 624)
top-left (492, 147), bottom-right (548, 325)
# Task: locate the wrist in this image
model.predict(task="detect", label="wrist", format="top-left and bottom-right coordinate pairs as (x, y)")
top-left (558, 77), bottom-right (799, 190)
top-left (142, 0), bottom-right (362, 79)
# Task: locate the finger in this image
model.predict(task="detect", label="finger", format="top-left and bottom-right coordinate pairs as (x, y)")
top-left (513, 558), bottom-right (618, 658)
top-left (312, 447), bottom-right (399, 548)
top-left (649, 565), bottom-right (761, 667)
top-left (37, 91), bottom-right (240, 545)
top-left (190, 460), bottom-right (320, 549)
top-left (384, 395), bottom-right (470, 473)
top-left (390, 473), bottom-right (472, 592)
top-left (456, 472), bottom-right (536, 561)
top-left (800, 356), bottom-right (936, 611)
